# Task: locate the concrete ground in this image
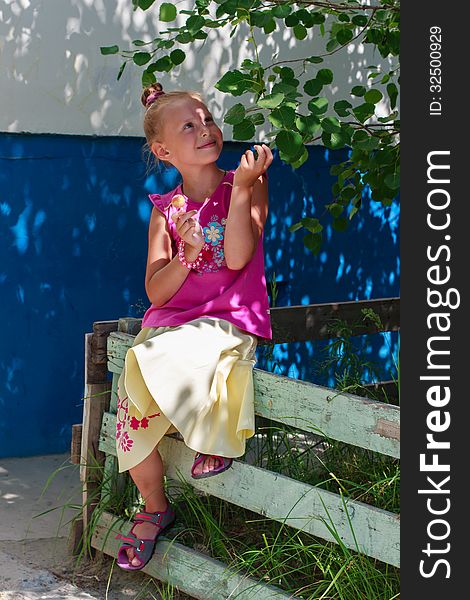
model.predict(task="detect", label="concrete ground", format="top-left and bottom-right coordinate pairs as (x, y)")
top-left (0, 453), bottom-right (176, 599)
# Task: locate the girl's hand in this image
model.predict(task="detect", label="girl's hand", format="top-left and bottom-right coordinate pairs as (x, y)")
top-left (233, 143), bottom-right (273, 189)
top-left (172, 209), bottom-right (205, 249)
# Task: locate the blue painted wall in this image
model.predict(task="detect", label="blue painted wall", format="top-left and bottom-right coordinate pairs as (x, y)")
top-left (0, 133), bottom-right (399, 458)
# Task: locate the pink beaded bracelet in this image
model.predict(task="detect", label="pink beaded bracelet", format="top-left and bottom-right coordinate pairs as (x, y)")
top-left (177, 238), bottom-right (204, 270)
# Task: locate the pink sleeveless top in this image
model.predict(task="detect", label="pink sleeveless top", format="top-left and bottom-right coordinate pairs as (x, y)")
top-left (141, 169), bottom-right (272, 340)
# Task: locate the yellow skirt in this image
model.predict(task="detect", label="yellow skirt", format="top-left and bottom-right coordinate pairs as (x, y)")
top-left (116, 317), bottom-right (258, 473)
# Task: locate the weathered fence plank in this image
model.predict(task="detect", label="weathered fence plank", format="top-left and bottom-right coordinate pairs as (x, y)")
top-left (106, 298), bottom-right (400, 343)
top-left (269, 297), bottom-right (400, 343)
top-left (92, 511), bottom-right (298, 599)
top-left (80, 332), bottom-right (112, 539)
top-left (99, 421), bottom-right (400, 567)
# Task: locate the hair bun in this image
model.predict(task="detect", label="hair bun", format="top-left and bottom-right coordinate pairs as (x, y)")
top-left (141, 83), bottom-right (165, 108)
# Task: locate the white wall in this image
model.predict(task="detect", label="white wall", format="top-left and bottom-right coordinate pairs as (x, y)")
top-left (0, 0), bottom-right (395, 139)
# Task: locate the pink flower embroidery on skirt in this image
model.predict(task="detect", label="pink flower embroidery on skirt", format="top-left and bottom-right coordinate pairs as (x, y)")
top-left (116, 389), bottom-right (161, 453)
top-left (119, 432), bottom-right (134, 452)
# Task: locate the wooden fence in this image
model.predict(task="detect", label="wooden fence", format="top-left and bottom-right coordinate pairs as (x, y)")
top-left (73, 297), bottom-right (400, 599)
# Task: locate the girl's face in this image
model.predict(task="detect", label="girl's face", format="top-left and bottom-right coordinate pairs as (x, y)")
top-left (153, 97), bottom-right (223, 169)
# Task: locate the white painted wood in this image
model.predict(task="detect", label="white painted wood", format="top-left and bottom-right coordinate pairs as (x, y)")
top-left (93, 511), bottom-right (298, 599)
top-left (98, 418), bottom-right (400, 567)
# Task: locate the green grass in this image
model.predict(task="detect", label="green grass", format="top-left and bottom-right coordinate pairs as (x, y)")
top-left (41, 307), bottom-right (400, 599)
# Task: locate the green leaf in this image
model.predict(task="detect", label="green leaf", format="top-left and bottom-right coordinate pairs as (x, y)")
top-left (246, 112), bottom-right (265, 126)
top-left (152, 56), bottom-right (172, 72)
top-left (170, 49), bottom-right (185, 66)
top-left (340, 186), bottom-right (357, 201)
top-left (289, 221), bottom-right (303, 233)
top-left (272, 81), bottom-right (301, 98)
top-left (139, 0), bottom-right (157, 10)
top-left (142, 70), bottom-right (156, 87)
top-left (351, 85), bottom-right (367, 97)
top-left (357, 135), bottom-right (380, 151)
top-left (352, 15), bottom-right (368, 27)
top-left (241, 59), bottom-right (262, 71)
top-left (285, 14), bottom-right (299, 27)
top-left (101, 45), bottom-right (119, 55)
top-left (322, 131), bottom-right (347, 150)
top-left (186, 15), bottom-right (206, 33)
top-left (332, 217), bottom-right (348, 232)
top-left (279, 67), bottom-right (295, 80)
top-left (321, 116), bottom-right (341, 134)
top-left (349, 205), bottom-right (360, 220)
top-left (215, 70), bottom-right (258, 96)
top-left (338, 14), bottom-right (350, 23)
top-left (308, 97), bottom-right (328, 115)
top-left (378, 110), bottom-right (398, 123)
top-left (375, 148), bottom-right (396, 166)
top-left (132, 40), bottom-right (147, 46)
top-left (328, 203), bottom-right (344, 218)
top-left (303, 232), bottom-right (323, 254)
top-left (248, 11), bottom-right (268, 29)
top-left (133, 52), bottom-right (152, 66)
top-left (375, 9), bottom-right (388, 22)
top-left (291, 146), bottom-right (309, 169)
top-left (263, 18), bottom-right (276, 34)
top-left (306, 56), bottom-right (324, 64)
top-left (276, 129), bottom-right (304, 159)
top-left (233, 119), bottom-right (256, 140)
top-left (364, 89), bottom-right (383, 104)
top-left (268, 105), bottom-right (296, 129)
top-left (257, 92), bottom-right (284, 109)
top-left (175, 32), bottom-right (193, 44)
top-left (301, 217), bottom-right (323, 233)
top-left (294, 24), bottom-right (308, 40)
top-left (311, 12), bottom-right (325, 25)
top-left (205, 19), bottom-right (222, 28)
top-left (272, 5), bottom-right (291, 18)
top-left (334, 100), bottom-right (352, 117)
top-left (317, 68), bottom-right (333, 84)
top-left (326, 38), bottom-right (340, 52)
top-left (159, 3), bottom-right (177, 21)
top-left (352, 102), bottom-right (375, 123)
top-left (117, 61), bottom-right (127, 81)
top-left (385, 172), bottom-right (400, 189)
top-left (296, 114), bottom-right (321, 136)
top-left (337, 27), bottom-right (354, 45)
top-left (352, 129), bottom-right (368, 143)
top-left (387, 83), bottom-right (398, 110)
top-left (304, 79), bottom-right (323, 97)
top-left (224, 103), bottom-right (246, 125)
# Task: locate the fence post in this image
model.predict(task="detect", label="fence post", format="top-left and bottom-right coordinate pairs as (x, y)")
top-left (74, 322), bottom-right (116, 554)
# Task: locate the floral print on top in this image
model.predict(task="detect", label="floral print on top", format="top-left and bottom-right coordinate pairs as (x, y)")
top-left (196, 214), bottom-right (227, 273)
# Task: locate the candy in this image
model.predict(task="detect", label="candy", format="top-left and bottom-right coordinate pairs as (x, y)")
top-left (171, 194), bottom-right (186, 208)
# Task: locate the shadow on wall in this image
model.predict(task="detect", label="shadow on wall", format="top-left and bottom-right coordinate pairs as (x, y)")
top-left (0, 0), bottom-right (395, 137)
top-left (258, 144), bottom-right (400, 384)
top-left (0, 134), bottom-right (399, 458)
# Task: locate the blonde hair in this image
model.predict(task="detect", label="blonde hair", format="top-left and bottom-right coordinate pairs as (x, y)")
top-left (141, 83), bottom-right (205, 174)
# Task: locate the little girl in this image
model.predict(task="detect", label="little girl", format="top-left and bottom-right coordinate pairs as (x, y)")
top-left (115, 82), bottom-right (273, 570)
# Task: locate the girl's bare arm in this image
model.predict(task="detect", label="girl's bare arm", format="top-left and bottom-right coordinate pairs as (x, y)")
top-left (224, 144), bottom-right (272, 270)
top-left (145, 208), bottom-right (202, 307)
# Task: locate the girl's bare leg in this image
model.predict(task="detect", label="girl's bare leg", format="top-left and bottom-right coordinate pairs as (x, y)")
top-left (125, 445), bottom-right (167, 566)
top-left (125, 445), bottom-right (218, 566)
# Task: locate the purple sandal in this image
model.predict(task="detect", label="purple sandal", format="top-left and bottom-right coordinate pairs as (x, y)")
top-left (191, 453), bottom-right (233, 479)
top-left (115, 505), bottom-right (176, 571)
